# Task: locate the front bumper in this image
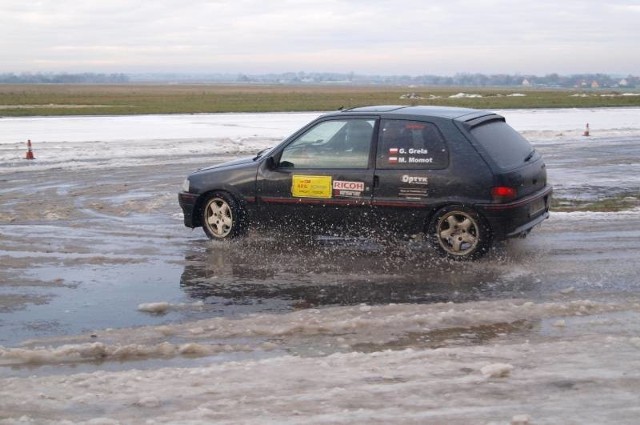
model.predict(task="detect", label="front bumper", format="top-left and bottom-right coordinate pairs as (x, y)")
top-left (178, 192), bottom-right (199, 228)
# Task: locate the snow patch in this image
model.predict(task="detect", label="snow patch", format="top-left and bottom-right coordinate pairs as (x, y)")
top-left (2, 109), bottom-right (640, 173)
top-left (0, 341), bottom-right (258, 366)
top-left (449, 92), bottom-right (483, 98)
top-left (1, 299), bottom-right (631, 367)
top-left (552, 208), bottom-right (640, 221)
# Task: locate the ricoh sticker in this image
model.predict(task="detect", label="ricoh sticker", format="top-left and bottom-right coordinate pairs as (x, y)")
top-left (401, 175), bottom-right (429, 185)
top-left (333, 180), bottom-right (365, 197)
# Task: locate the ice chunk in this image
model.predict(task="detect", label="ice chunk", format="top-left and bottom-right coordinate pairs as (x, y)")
top-left (511, 414), bottom-right (531, 424)
top-left (553, 320), bottom-right (567, 328)
top-left (481, 363), bottom-right (514, 378)
top-left (136, 396), bottom-right (161, 408)
top-left (137, 302), bottom-right (170, 314)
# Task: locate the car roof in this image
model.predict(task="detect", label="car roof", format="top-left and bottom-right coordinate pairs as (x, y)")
top-left (334, 105), bottom-right (495, 122)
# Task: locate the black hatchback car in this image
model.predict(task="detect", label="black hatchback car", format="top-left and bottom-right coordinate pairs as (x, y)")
top-left (179, 105), bottom-right (551, 259)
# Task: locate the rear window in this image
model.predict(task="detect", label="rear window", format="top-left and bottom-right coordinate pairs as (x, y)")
top-left (470, 121), bottom-right (534, 170)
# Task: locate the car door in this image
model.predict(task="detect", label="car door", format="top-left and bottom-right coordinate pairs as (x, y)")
top-left (371, 118), bottom-right (450, 233)
top-left (256, 117), bottom-right (377, 232)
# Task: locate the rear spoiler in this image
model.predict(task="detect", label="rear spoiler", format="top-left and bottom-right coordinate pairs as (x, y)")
top-left (462, 114), bottom-right (506, 130)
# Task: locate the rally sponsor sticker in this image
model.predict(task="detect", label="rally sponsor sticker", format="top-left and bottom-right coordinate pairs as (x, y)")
top-left (402, 175), bottom-right (429, 185)
top-left (292, 175), bottom-right (332, 198)
top-left (333, 180), bottom-right (365, 197)
top-left (333, 180), bottom-right (365, 191)
top-left (399, 187), bottom-right (429, 199)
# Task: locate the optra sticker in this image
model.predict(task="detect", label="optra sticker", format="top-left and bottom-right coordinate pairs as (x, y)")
top-left (401, 175), bottom-right (429, 185)
top-left (292, 175), bottom-right (332, 198)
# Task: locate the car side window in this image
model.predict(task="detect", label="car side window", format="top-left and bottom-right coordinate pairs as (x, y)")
top-left (375, 119), bottom-right (448, 169)
top-left (279, 119), bottom-right (374, 169)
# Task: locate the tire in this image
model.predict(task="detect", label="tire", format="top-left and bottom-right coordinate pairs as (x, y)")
top-left (201, 192), bottom-right (246, 240)
top-left (428, 205), bottom-right (491, 260)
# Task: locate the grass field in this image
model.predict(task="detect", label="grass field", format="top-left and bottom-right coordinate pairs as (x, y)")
top-left (1, 84), bottom-right (639, 116)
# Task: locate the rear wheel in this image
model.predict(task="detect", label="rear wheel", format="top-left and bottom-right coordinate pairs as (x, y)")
top-left (201, 192), bottom-right (246, 240)
top-left (429, 205), bottom-right (491, 260)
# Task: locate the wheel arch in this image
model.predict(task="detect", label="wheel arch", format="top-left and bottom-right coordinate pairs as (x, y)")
top-left (423, 202), bottom-right (492, 233)
top-left (426, 202), bottom-right (494, 260)
top-left (193, 187), bottom-right (247, 228)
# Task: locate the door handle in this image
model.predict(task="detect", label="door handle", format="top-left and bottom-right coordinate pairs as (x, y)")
top-left (373, 175), bottom-right (380, 187)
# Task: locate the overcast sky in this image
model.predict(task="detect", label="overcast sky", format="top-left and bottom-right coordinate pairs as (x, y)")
top-left (1, 0), bottom-right (638, 76)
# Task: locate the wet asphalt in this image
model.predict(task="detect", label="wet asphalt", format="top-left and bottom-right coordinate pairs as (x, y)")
top-left (1, 135), bottom-right (639, 348)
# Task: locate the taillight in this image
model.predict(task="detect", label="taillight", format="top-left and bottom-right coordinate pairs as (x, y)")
top-left (491, 186), bottom-right (517, 201)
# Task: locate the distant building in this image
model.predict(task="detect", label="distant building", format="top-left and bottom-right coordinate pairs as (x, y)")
top-left (521, 78), bottom-right (531, 87)
top-left (591, 81), bottom-right (600, 88)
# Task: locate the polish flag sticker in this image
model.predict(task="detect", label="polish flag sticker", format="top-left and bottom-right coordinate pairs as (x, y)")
top-left (388, 156), bottom-right (398, 164)
top-left (388, 148), bottom-right (399, 154)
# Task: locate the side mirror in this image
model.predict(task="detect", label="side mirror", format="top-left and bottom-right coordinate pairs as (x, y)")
top-left (265, 156), bottom-right (276, 170)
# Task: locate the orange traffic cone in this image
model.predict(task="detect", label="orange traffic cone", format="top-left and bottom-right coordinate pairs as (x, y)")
top-left (25, 139), bottom-right (35, 160)
top-left (583, 123), bottom-right (590, 137)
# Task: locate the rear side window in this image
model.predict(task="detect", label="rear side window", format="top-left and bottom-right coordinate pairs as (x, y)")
top-left (376, 119), bottom-right (448, 169)
top-left (470, 121), bottom-right (534, 170)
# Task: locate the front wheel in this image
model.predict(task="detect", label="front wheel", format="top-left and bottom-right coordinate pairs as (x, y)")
top-left (428, 206), bottom-right (491, 260)
top-left (201, 192), bottom-right (246, 240)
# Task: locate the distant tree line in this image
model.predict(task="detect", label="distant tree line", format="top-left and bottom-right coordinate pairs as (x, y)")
top-left (0, 72), bottom-right (129, 84)
top-left (238, 72), bottom-right (638, 89)
top-left (1, 71), bottom-right (637, 88)
top-left (149, 71), bottom-right (639, 88)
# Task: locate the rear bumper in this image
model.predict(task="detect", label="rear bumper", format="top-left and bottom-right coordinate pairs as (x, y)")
top-left (178, 192), bottom-right (199, 228)
top-left (477, 185), bottom-right (552, 240)
top-left (504, 211), bottom-right (549, 238)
